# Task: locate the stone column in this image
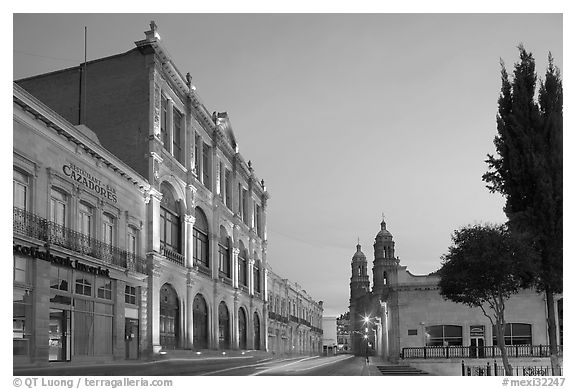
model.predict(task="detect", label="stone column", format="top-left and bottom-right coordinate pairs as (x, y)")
top-left (147, 256), bottom-right (163, 356)
top-left (114, 279), bottom-right (127, 360)
top-left (233, 294), bottom-right (239, 349)
top-left (183, 214), bottom-right (196, 268)
top-left (186, 272), bottom-right (195, 349)
top-left (248, 258), bottom-right (255, 295)
top-left (232, 247), bottom-right (240, 288)
top-left (263, 302), bottom-right (269, 352)
top-left (145, 187), bottom-right (162, 254)
top-left (32, 259), bottom-right (50, 365)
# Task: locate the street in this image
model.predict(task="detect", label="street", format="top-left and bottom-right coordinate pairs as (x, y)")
top-left (14, 354), bottom-right (367, 376)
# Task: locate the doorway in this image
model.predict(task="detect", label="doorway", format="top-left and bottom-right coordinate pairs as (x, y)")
top-left (470, 325), bottom-right (485, 358)
top-left (49, 309), bottom-right (70, 362)
top-left (125, 318), bottom-right (139, 359)
top-left (192, 294), bottom-right (208, 349)
top-left (160, 284), bottom-right (179, 349)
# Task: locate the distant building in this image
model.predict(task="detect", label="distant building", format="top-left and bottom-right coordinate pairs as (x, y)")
top-left (336, 312), bottom-right (351, 354)
top-left (349, 219), bottom-right (563, 373)
top-left (267, 267), bottom-right (323, 355)
top-left (321, 316), bottom-right (337, 356)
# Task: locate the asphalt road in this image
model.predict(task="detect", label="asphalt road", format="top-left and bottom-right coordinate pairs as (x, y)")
top-left (14, 354), bottom-right (365, 376)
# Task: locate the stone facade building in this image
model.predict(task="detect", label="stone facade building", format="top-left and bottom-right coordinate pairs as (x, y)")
top-left (16, 21), bottom-right (270, 358)
top-left (13, 84), bottom-right (151, 365)
top-left (267, 266), bottom-right (323, 355)
top-left (349, 219), bottom-right (563, 373)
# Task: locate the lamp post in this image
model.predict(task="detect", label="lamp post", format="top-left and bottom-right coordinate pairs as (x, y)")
top-left (363, 315), bottom-right (372, 363)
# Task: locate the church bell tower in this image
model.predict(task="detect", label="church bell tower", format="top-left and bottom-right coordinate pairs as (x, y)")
top-left (372, 218), bottom-right (399, 296)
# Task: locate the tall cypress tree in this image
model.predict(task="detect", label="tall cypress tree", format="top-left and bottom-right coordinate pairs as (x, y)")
top-left (483, 46), bottom-right (563, 375)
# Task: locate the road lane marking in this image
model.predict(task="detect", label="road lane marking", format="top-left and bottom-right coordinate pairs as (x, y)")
top-left (291, 355), bottom-right (354, 372)
top-left (249, 356), bottom-right (319, 376)
top-left (199, 356), bottom-right (307, 376)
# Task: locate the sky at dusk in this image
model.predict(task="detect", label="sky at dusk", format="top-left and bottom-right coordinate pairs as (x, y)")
top-left (12, 12), bottom-right (563, 317)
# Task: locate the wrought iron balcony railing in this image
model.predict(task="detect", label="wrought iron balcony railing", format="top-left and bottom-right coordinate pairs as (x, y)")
top-left (13, 207), bottom-right (146, 274)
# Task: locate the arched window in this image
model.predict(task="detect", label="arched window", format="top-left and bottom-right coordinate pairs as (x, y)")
top-left (238, 242), bottom-right (248, 287)
top-left (193, 207), bottom-right (209, 268)
top-left (218, 226), bottom-right (231, 278)
top-left (160, 184), bottom-right (181, 254)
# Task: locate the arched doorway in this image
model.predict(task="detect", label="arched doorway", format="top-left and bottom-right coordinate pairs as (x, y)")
top-left (218, 302), bottom-right (230, 349)
top-left (253, 312), bottom-right (261, 350)
top-left (238, 307), bottom-right (247, 349)
top-left (160, 283), bottom-right (179, 349)
top-left (192, 294), bottom-right (208, 349)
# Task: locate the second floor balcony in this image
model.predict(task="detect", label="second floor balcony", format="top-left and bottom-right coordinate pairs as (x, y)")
top-left (14, 207), bottom-right (146, 274)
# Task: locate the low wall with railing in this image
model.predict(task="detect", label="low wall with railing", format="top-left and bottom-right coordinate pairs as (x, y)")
top-left (402, 345), bottom-right (562, 359)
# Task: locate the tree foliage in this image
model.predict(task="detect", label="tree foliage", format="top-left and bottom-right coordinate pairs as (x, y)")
top-left (482, 45), bottom-right (562, 374)
top-left (483, 45), bottom-right (562, 294)
top-left (438, 223), bottom-right (536, 375)
top-left (438, 224), bottom-right (534, 308)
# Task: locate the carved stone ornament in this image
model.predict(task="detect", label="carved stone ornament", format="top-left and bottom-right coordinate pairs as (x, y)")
top-left (153, 83), bottom-right (161, 137)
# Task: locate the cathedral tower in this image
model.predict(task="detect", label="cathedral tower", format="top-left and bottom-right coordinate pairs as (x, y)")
top-left (350, 242), bottom-right (370, 299)
top-left (372, 218), bottom-right (399, 296)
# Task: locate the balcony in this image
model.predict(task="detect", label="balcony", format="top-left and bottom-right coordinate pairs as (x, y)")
top-left (13, 207), bottom-right (146, 274)
top-left (160, 244), bottom-right (185, 267)
top-left (401, 345), bottom-right (563, 359)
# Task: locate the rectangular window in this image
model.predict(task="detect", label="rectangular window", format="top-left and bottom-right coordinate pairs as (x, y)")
top-left (225, 169), bottom-right (232, 208)
top-left (194, 134), bottom-right (200, 175)
top-left (13, 169), bottom-right (29, 211)
top-left (172, 108), bottom-right (183, 163)
top-left (160, 95), bottom-right (168, 146)
top-left (102, 213), bottom-right (114, 246)
top-left (217, 161), bottom-right (224, 197)
top-left (50, 266), bottom-right (70, 291)
top-left (238, 184), bottom-right (243, 217)
top-left (50, 189), bottom-right (67, 227)
top-left (243, 189), bottom-right (249, 224)
top-left (13, 289), bottom-right (32, 357)
top-left (14, 257), bottom-right (27, 284)
top-left (125, 285), bottom-right (137, 305)
top-left (425, 325), bottom-right (463, 346)
top-left (202, 143), bottom-right (210, 189)
top-left (96, 278), bottom-right (112, 300)
top-left (256, 205), bottom-right (263, 238)
top-left (408, 329), bottom-right (418, 336)
top-left (79, 202), bottom-right (93, 238)
top-left (493, 323), bottom-right (532, 346)
top-left (75, 277), bottom-right (93, 297)
top-left (128, 226), bottom-right (138, 255)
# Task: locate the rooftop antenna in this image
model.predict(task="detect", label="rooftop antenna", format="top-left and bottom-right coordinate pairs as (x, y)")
top-left (78, 26), bottom-right (88, 124)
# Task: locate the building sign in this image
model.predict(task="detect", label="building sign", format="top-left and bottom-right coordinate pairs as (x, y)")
top-left (13, 243), bottom-right (110, 277)
top-left (62, 163), bottom-right (117, 203)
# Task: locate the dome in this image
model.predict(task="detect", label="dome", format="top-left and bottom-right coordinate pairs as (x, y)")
top-left (352, 244), bottom-right (366, 262)
top-left (376, 220), bottom-right (393, 239)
